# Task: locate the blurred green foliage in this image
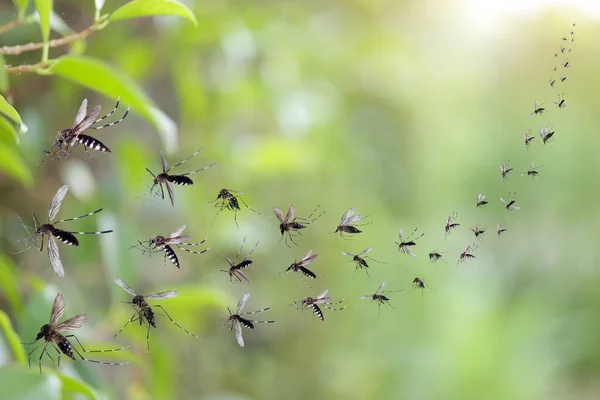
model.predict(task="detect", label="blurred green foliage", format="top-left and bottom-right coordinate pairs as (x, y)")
top-left (1, 1), bottom-right (600, 399)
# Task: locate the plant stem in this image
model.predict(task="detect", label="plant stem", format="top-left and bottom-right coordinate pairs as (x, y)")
top-left (3, 60), bottom-right (54, 75)
top-left (0, 23), bottom-right (99, 56)
top-left (0, 18), bottom-right (25, 35)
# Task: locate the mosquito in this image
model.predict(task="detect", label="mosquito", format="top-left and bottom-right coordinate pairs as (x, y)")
top-left (471, 224), bottom-right (487, 239)
top-left (361, 281), bottom-right (402, 316)
top-left (210, 188), bottom-right (267, 229)
top-left (285, 249), bottom-right (318, 279)
top-left (42, 97), bottom-right (130, 162)
top-left (292, 290), bottom-right (345, 321)
top-left (553, 94), bottom-right (568, 109)
top-left (334, 208), bottom-right (371, 238)
top-left (114, 277), bottom-right (200, 354)
top-left (132, 225), bottom-right (209, 269)
top-left (444, 212), bottom-right (460, 237)
top-left (500, 160), bottom-right (513, 181)
top-left (341, 246), bottom-right (387, 278)
top-left (560, 76), bottom-right (567, 83)
top-left (524, 129), bottom-right (535, 148)
top-left (273, 205), bottom-right (325, 247)
top-left (529, 100), bottom-right (547, 116)
top-left (411, 277), bottom-right (432, 295)
top-left (16, 185), bottom-right (112, 277)
top-left (539, 126), bottom-right (555, 144)
top-left (23, 293), bottom-right (129, 374)
top-left (396, 227), bottom-right (424, 258)
top-left (146, 148), bottom-right (217, 207)
top-left (500, 192), bottom-right (520, 211)
top-left (225, 292), bottom-right (274, 348)
top-left (522, 162), bottom-right (542, 179)
top-left (561, 59), bottom-right (570, 68)
top-left (458, 244), bottom-right (477, 263)
top-left (221, 238), bottom-right (259, 283)
top-left (549, 78), bottom-right (556, 88)
top-left (476, 193), bottom-right (488, 208)
top-left (497, 222), bottom-right (508, 237)
top-left (428, 250), bottom-right (447, 264)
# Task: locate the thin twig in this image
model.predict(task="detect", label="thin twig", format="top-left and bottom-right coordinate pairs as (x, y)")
top-left (0, 18), bottom-right (25, 35)
top-left (0, 23), bottom-right (99, 56)
top-left (4, 61), bottom-right (52, 75)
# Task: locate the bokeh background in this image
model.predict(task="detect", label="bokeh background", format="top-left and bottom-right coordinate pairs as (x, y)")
top-left (1, 0), bottom-right (600, 399)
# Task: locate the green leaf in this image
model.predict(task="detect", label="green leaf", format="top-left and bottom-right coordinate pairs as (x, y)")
top-left (0, 254), bottom-right (23, 317)
top-left (0, 367), bottom-right (61, 400)
top-left (55, 373), bottom-right (98, 399)
top-left (0, 140), bottom-right (33, 187)
top-left (49, 55), bottom-right (178, 152)
top-left (12, 0), bottom-right (30, 19)
top-left (0, 55), bottom-right (8, 93)
top-left (0, 310), bottom-right (26, 364)
top-left (110, 0), bottom-right (198, 26)
top-left (0, 95), bottom-right (27, 135)
top-left (33, 0), bottom-right (53, 43)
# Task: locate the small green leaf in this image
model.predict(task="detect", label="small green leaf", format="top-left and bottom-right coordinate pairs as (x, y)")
top-left (33, 0), bottom-right (53, 43)
top-left (110, 0), bottom-right (198, 26)
top-left (12, 0), bottom-right (30, 19)
top-left (0, 367), bottom-right (61, 400)
top-left (0, 142), bottom-right (33, 187)
top-left (0, 95), bottom-right (27, 135)
top-left (0, 254), bottom-right (23, 317)
top-left (0, 55), bottom-right (8, 93)
top-left (0, 310), bottom-right (26, 364)
top-left (55, 372), bottom-right (98, 399)
top-left (49, 55), bottom-right (178, 152)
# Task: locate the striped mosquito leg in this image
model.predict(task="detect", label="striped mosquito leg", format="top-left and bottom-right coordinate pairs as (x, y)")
top-left (241, 307), bottom-right (270, 315)
top-left (177, 243), bottom-right (209, 255)
top-left (249, 319), bottom-right (275, 324)
top-left (153, 305), bottom-right (200, 339)
top-left (69, 230), bottom-right (113, 235)
top-left (95, 97), bottom-right (121, 123)
top-left (324, 299), bottom-right (345, 306)
top-left (68, 340), bottom-right (130, 366)
top-left (91, 105), bottom-right (130, 130)
top-left (322, 304), bottom-right (346, 311)
top-left (65, 335), bottom-right (130, 354)
top-left (114, 312), bottom-right (141, 337)
top-left (55, 208), bottom-right (103, 223)
top-left (181, 162), bottom-right (218, 176)
top-left (168, 147), bottom-right (205, 170)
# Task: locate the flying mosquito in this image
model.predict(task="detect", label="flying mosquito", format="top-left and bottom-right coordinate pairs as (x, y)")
top-left (524, 129), bottom-right (535, 148)
top-left (284, 249), bottom-right (318, 279)
top-left (411, 277), bottom-right (433, 295)
top-left (497, 222), bottom-right (508, 237)
top-left (43, 97), bottom-right (130, 162)
top-left (273, 205), bottom-right (325, 247)
top-left (146, 148), bottom-right (217, 207)
top-left (225, 292), bottom-right (274, 348)
top-left (210, 188), bottom-right (267, 229)
top-left (23, 293), bottom-right (129, 374)
top-left (428, 250), bottom-right (447, 264)
top-left (292, 290), bottom-right (345, 321)
top-left (549, 78), bottom-right (556, 88)
top-left (221, 238), bottom-right (259, 283)
top-left (500, 160), bottom-right (513, 181)
top-left (561, 59), bottom-right (570, 68)
top-left (539, 126), bottom-right (555, 144)
top-left (500, 192), bottom-right (520, 211)
top-left (334, 208), bottom-right (371, 238)
top-left (530, 100), bottom-right (547, 116)
top-left (132, 225), bottom-right (209, 269)
top-left (471, 224), bottom-right (487, 239)
top-left (16, 185), bottom-right (112, 277)
top-left (476, 193), bottom-right (488, 208)
top-left (458, 244), bottom-right (477, 263)
top-left (341, 246), bottom-right (387, 278)
top-left (553, 94), bottom-right (568, 109)
top-left (560, 76), bottom-right (567, 83)
top-left (522, 162), bottom-right (542, 179)
top-left (114, 277), bottom-right (200, 354)
top-left (444, 212), bottom-right (460, 237)
top-left (361, 281), bottom-right (402, 316)
top-left (396, 227), bottom-right (424, 258)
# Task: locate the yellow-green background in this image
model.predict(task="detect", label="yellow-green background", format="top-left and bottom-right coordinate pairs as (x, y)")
top-left (1, 1), bottom-right (600, 399)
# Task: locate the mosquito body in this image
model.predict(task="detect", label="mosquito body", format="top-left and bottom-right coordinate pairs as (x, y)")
top-left (293, 290), bottom-right (345, 321)
top-left (444, 212), bottom-right (460, 237)
top-left (458, 244), bottom-right (477, 263)
top-left (133, 225), bottom-right (209, 269)
top-left (211, 188), bottom-right (267, 229)
top-left (225, 292), bottom-right (274, 348)
top-left (560, 76), bottom-right (567, 83)
top-left (17, 185), bottom-right (112, 277)
top-left (285, 249), bottom-right (318, 279)
top-left (411, 277), bottom-right (432, 295)
top-left (335, 208), bottom-right (371, 238)
top-left (43, 97), bottom-right (129, 161)
top-left (221, 238), bottom-right (259, 283)
top-left (428, 250), bottom-right (447, 264)
top-left (561, 60), bottom-right (570, 68)
top-left (500, 192), bottom-right (520, 211)
top-left (522, 162), bottom-right (542, 179)
top-left (500, 160), bottom-right (513, 181)
top-left (476, 193), bottom-right (488, 208)
top-left (530, 100), bottom-right (546, 116)
top-left (341, 246), bottom-right (386, 277)
top-left (147, 148), bottom-right (217, 207)
top-left (553, 93), bottom-right (568, 109)
top-left (539, 126), bottom-right (555, 144)
top-left (273, 205), bottom-right (325, 247)
top-left (24, 293), bottom-right (128, 374)
top-left (497, 222), bottom-right (508, 237)
top-left (524, 129), bottom-right (535, 148)
top-left (471, 224), bottom-right (487, 239)
top-left (361, 281), bottom-right (402, 315)
top-left (114, 278), bottom-right (199, 353)
top-left (396, 227), bottom-right (424, 258)
top-left (549, 78), bottom-right (556, 88)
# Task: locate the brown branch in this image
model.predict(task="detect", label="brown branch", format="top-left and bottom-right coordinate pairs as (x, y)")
top-left (0, 23), bottom-right (98, 56)
top-left (4, 61), bottom-right (50, 74)
top-left (0, 18), bottom-right (25, 35)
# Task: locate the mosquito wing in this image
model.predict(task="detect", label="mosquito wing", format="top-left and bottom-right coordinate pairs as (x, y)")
top-left (500, 197), bottom-right (507, 206)
top-left (404, 246), bottom-right (416, 258)
top-left (360, 295), bottom-right (373, 299)
top-left (73, 105), bottom-right (102, 133)
top-left (316, 289), bottom-right (329, 299)
top-left (48, 236), bottom-right (65, 278)
top-left (48, 185), bottom-right (69, 221)
top-left (339, 208), bottom-right (356, 225)
top-left (529, 162), bottom-right (535, 171)
top-left (376, 281), bottom-right (386, 295)
top-left (71, 99), bottom-right (88, 129)
top-left (273, 207), bottom-right (284, 223)
top-left (237, 292), bottom-right (251, 314)
top-left (49, 293), bottom-right (66, 326)
top-left (346, 214), bottom-right (363, 225)
top-left (146, 291), bottom-right (179, 300)
top-left (234, 320), bottom-right (244, 347)
top-left (477, 193), bottom-right (485, 203)
top-left (56, 314), bottom-right (88, 333)
top-left (166, 181), bottom-right (176, 207)
top-left (115, 277), bottom-right (137, 297)
top-left (169, 225), bottom-right (187, 239)
top-left (398, 227), bottom-right (404, 241)
top-left (284, 205), bottom-right (295, 223)
top-left (358, 246), bottom-right (373, 257)
top-left (341, 251), bottom-right (353, 257)
top-left (300, 250), bottom-right (316, 265)
top-left (160, 151), bottom-right (169, 173)
top-left (167, 235), bottom-right (192, 245)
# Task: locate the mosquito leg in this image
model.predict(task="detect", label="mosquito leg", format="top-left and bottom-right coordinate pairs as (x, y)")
top-left (153, 305), bottom-right (200, 338)
top-left (38, 342), bottom-right (50, 374)
top-left (65, 334), bottom-right (130, 353)
top-left (114, 313), bottom-right (140, 337)
top-left (26, 341), bottom-right (44, 370)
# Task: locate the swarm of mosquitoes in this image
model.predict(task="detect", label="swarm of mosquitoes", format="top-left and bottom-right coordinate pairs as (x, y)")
top-left (11, 22), bottom-right (576, 373)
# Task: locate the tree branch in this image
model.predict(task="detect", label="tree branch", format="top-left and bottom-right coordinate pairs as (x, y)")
top-left (0, 23), bottom-right (98, 56)
top-left (3, 61), bottom-right (53, 75)
top-left (0, 18), bottom-right (25, 35)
